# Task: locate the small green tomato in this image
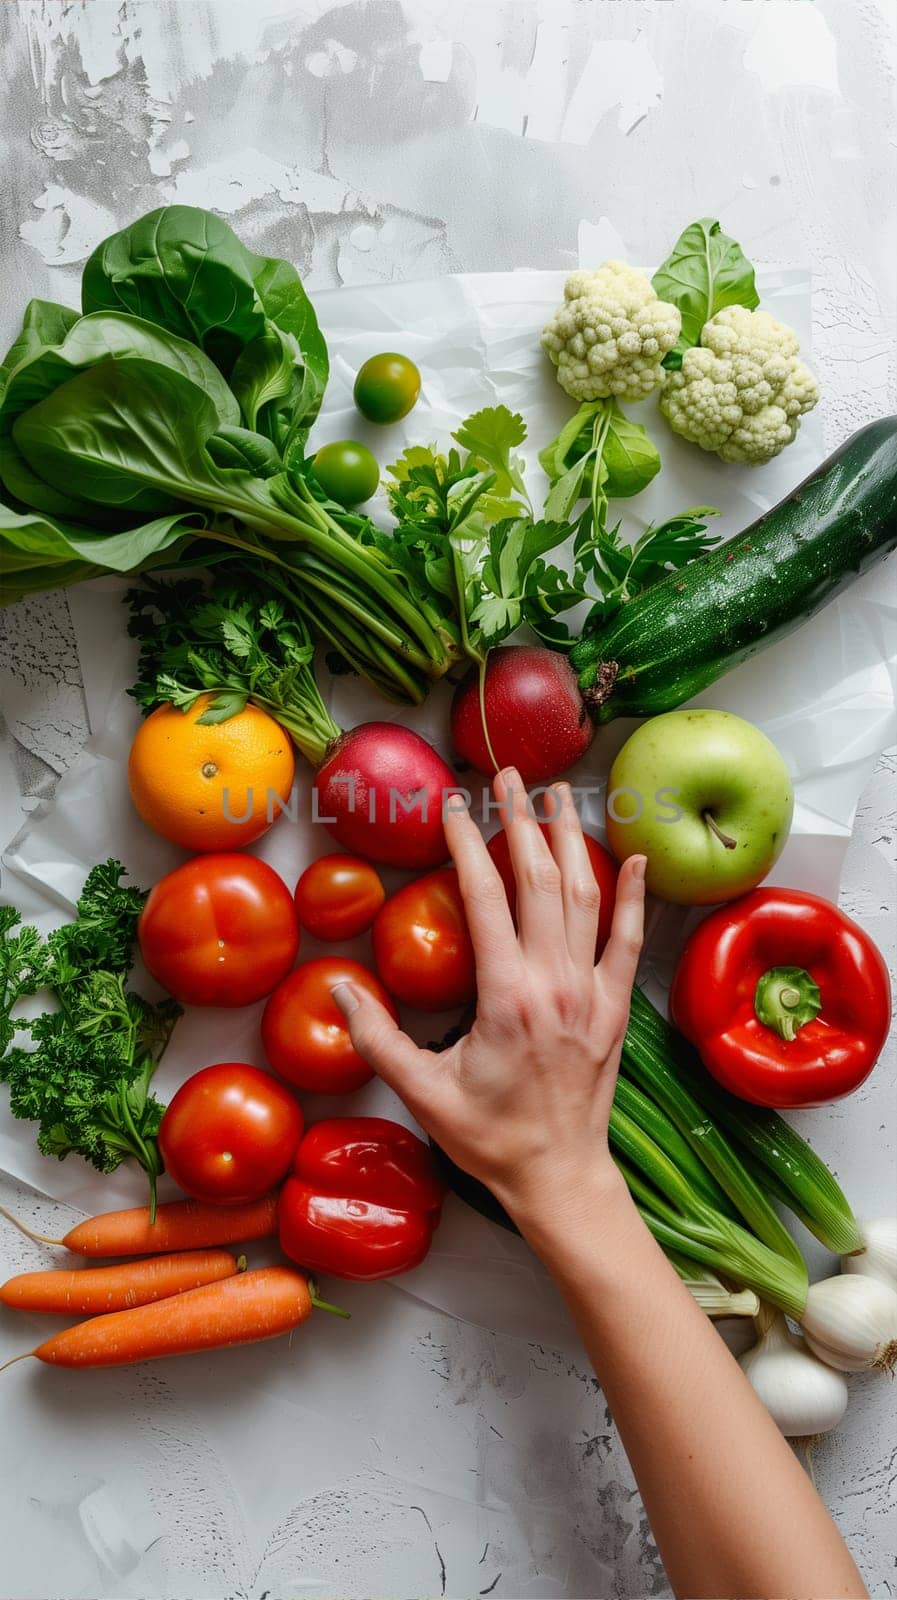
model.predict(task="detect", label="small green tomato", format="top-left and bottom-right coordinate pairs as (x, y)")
top-left (354, 352), bottom-right (421, 425)
top-left (313, 440), bottom-right (380, 507)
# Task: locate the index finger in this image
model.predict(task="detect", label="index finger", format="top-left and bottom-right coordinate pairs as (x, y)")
top-left (443, 791), bottom-right (521, 992)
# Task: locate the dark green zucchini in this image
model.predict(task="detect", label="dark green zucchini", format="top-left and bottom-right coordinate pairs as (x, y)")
top-left (571, 417), bottom-right (897, 722)
top-left (429, 1140), bottom-right (519, 1233)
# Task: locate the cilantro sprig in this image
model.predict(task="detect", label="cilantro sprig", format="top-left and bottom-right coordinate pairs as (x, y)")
top-left (386, 405), bottom-right (577, 666)
top-left (0, 861), bottom-right (180, 1218)
top-left (386, 402), bottom-right (720, 661)
top-left (539, 399), bottom-right (721, 635)
top-left (127, 573), bottom-right (343, 766)
top-left (574, 505), bottom-right (721, 629)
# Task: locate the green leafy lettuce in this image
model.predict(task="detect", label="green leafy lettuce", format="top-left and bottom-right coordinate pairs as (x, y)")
top-left (81, 205), bottom-right (328, 460)
top-left (0, 286), bottom-right (456, 703)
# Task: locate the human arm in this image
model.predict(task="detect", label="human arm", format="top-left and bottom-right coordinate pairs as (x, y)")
top-left (332, 772), bottom-right (866, 1600)
top-left (521, 1177), bottom-right (865, 1600)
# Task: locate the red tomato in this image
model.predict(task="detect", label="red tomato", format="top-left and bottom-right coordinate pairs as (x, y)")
top-left (294, 853), bottom-right (385, 942)
top-left (486, 826), bottom-right (618, 957)
top-left (261, 957), bottom-right (398, 1094)
top-left (159, 1062), bottom-right (303, 1204)
top-left (372, 868), bottom-right (476, 1012)
top-left (138, 853), bottom-right (299, 1008)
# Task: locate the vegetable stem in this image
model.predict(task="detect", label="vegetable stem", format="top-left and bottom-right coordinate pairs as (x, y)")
top-left (310, 1293), bottom-right (352, 1320)
top-left (626, 988), bottom-right (864, 1256)
top-left (476, 657), bottom-right (501, 775)
top-left (754, 965), bottom-right (822, 1042)
top-left (613, 1076), bottom-right (736, 1218)
top-left (620, 1005), bottom-right (808, 1276)
top-left (0, 1354), bottom-right (34, 1374)
top-left (608, 1112), bottom-right (807, 1318)
top-left (274, 475), bottom-right (458, 663)
top-left (703, 811), bottom-right (738, 850)
top-left (664, 1250), bottom-right (760, 1318)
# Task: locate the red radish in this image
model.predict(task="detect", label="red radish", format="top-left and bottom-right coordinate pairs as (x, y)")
top-left (451, 646), bottom-right (595, 784)
top-left (313, 722), bottom-right (455, 869)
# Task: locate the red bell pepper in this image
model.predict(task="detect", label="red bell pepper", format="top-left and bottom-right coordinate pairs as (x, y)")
top-left (670, 887), bottom-right (892, 1108)
top-left (278, 1117), bottom-right (446, 1281)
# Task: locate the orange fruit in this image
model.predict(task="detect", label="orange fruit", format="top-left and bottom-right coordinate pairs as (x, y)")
top-left (128, 697), bottom-right (295, 851)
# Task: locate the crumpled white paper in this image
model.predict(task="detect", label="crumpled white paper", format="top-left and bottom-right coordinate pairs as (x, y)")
top-left (1, 271), bottom-right (895, 1348)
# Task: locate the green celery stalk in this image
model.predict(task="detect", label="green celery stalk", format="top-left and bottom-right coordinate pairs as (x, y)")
top-left (254, 562), bottom-right (431, 705)
top-left (663, 1249), bottom-right (760, 1318)
top-left (626, 988), bottom-right (863, 1256)
top-left (620, 1009), bottom-right (807, 1275)
top-left (614, 1075), bottom-right (738, 1220)
top-left (608, 1134), bottom-right (808, 1320)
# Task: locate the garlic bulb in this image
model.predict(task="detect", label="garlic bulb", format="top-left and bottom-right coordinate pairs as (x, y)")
top-left (740, 1310), bottom-right (849, 1437)
top-left (801, 1273), bottom-right (897, 1373)
top-left (842, 1216), bottom-right (897, 1291)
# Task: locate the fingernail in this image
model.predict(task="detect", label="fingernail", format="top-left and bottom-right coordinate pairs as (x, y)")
top-left (445, 789), bottom-right (470, 814)
top-left (331, 981), bottom-right (360, 1017)
top-left (631, 856), bottom-right (647, 881)
top-left (499, 766), bottom-right (521, 788)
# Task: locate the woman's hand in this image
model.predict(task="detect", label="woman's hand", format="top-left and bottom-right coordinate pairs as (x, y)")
top-left (334, 769), bottom-right (868, 1600)
top-left (331, 767), bottom-right (646, 1231)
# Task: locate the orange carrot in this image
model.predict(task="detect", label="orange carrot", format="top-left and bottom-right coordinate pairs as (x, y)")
top-left (1, 1195), bottom-right (278, 1257)
top-left (0, 1250), bottom-right (243, 1316)
top-left (23, 1267), bottom-right (321, 1369)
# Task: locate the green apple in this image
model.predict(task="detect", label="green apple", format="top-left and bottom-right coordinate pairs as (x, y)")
top-left (605, 709), bottom-right (793, 905)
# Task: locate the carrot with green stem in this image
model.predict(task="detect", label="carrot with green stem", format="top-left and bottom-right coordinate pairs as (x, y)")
top-left (0, 1250), bottom-right (244, 1315)
top-left (0, 1194), bottom-right (278, 1257)
top-left (0, 1267), bottom-right (348, 1371)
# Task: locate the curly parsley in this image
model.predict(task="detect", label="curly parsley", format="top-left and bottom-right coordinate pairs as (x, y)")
top-left (0, 861), bottom-right (180, 1218)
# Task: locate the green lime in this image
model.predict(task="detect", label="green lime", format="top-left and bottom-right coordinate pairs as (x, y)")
top-left (354, 352), bottom-right (422, 425)
top-left (312, 440), bottom-right (380, 507)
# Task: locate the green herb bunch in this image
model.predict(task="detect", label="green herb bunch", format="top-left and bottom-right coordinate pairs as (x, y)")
top-left (0, 206), bottom-right (456, 704)
top-left (127, 572), bottom-right (343, 767)
top-left (0, 861), bottom-right (180, 1218)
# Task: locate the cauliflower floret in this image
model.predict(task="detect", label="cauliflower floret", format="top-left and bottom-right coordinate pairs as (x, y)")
top-left (660, 304), bottom-right (820, 465)
top-left (541, 262), bottom-right (682, 403)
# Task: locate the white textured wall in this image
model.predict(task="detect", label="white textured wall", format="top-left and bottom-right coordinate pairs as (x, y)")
top-left (0, 4), bottom-right (895, 1598)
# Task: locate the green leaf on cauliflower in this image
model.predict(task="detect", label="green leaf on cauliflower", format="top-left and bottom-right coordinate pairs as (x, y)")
top-left (540, 399), bottom-right (660, 530)
top-left (652, 217), bottom-right (760, 361)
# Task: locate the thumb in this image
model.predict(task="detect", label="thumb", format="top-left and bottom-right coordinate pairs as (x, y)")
top-left (331, 981), bottom-right (430, 1104)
